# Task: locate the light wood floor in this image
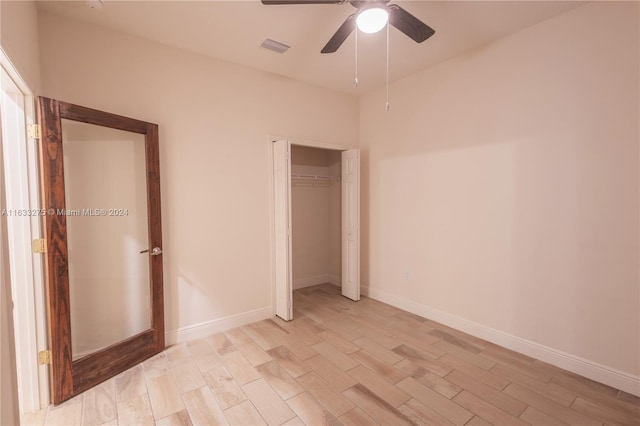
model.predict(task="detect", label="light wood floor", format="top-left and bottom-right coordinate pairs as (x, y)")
top-left (23, 284), bottom-right (639, 426)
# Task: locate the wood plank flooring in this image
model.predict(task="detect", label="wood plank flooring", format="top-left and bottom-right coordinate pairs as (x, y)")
top-left (22, 284), bottom-right (639, 426)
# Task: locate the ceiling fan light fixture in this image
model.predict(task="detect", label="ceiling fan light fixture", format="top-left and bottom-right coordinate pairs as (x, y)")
top-left (356, 7), bottom-right (388, 34)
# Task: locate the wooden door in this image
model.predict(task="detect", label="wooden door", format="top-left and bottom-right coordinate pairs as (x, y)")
top-left (273, 139), bottom-right (292, 320)
top-left (37, 97), bottom-right (164, 404)
top-left (341, 149), bottom-right (360, 301)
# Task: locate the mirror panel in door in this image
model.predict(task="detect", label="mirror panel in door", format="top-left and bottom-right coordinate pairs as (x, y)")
top-left (61, 120), bottom-right (151, 360)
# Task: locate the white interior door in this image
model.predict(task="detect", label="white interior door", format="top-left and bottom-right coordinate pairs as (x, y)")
top-left (1, 64), bottom-right (45, 412)
top-left (341, 149), bottom-right (360, 301)
top-left (273, 140), bottom-right (292, 320)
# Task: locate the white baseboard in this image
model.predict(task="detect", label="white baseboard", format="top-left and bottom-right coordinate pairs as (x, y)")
top-left (165, 306), bottom-right (272, 345)
top-left (361, 284), bottom-right (640, 396)
top-left (328, 274), bottom-right (342, 286)
top-left (293, 274), bottom-right (329, 289)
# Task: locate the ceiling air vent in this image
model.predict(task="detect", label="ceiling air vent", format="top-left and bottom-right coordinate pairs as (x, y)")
top-left (261, 39), bottom-right (291, 54)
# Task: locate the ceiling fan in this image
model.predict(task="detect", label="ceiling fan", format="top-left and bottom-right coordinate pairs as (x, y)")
top-left (261, 0), bottom-right (435, 53)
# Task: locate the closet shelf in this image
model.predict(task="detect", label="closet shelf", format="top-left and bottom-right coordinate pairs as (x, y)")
top-left (291, 173), bottom-right (340, 187)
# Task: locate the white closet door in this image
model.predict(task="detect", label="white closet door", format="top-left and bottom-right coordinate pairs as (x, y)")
top-left (341, 149), bottom-right (360, 301)
top-left (273, 140), bottom-right (293, 320)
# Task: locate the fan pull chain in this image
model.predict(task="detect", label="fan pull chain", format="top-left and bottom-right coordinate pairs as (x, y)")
top-left (385, 21), bottom-right (390, 111)
top-left (354, 28), bottom-right (359, 87)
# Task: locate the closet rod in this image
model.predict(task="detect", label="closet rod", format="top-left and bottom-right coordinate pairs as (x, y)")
top-left (291, 173), bottom-right (339, 182)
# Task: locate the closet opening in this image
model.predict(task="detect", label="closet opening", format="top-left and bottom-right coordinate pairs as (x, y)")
top-left (271, 139), bottom-right (360, 321)
top-left (291, 145), bottom-right (342, 292)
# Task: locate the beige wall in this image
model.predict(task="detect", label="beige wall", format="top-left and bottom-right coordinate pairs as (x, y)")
top-left (37, 12), bottom-right (358, 336)
top-left (360, 0), bottom-right (639, 384)
top-left (0, 0), bottom-right (41, 93)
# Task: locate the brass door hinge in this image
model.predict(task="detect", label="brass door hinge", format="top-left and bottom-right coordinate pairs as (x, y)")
top-left (38, 349), bottom-right (52, 365)
top-left (27, 124), bottom-right (41, 139)
top-left (32, 238), bottom-right (46, 253)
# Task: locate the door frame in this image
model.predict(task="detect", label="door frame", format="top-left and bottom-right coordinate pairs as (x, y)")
top-left (0, 48), bottom-right (49, 413)
top-left (267, 136), bottom-right (359, 319)
top-left (37, 97), bottom-right (165, 404)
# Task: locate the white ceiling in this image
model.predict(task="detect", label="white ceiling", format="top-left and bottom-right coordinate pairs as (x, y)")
top-left (36, 0), bottom-right (585, 95)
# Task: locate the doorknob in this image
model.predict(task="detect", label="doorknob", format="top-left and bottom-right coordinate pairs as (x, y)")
top-left (140, 247), bottom-right (163, 255)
